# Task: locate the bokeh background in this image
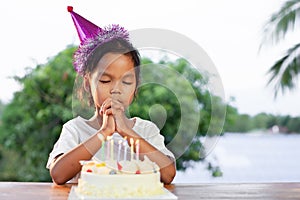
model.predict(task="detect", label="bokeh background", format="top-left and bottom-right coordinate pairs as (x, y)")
top-left (0, 0), bottom-right (299, 182)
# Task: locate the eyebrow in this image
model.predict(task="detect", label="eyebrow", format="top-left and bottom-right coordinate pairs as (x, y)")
top-left (99, 72), bottom-right (112, 78)
top-left (122, 73), bottom-right (135, 78)
top-left (99, 72), bottom-right (135, 79)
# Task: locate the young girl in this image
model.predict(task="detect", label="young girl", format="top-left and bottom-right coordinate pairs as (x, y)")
top-left (46, 7), bottom-right (176, 185)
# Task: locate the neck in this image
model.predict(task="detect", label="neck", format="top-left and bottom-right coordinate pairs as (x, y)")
top-left (87, 112), bottom-right (102, 130)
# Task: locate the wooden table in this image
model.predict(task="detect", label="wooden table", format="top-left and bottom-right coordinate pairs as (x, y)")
top-left (0, 182), bottom-right (300, 200)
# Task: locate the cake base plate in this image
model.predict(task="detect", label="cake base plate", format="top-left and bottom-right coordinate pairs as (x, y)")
top-left (68, 186), bottom-right (178, 200)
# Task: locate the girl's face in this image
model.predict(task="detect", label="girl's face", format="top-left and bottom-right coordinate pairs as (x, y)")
top-left (88, 53), bottom-right (137, 109)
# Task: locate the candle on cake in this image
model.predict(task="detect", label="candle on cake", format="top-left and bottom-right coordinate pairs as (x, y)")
top-left (101, 139), bottom-right (105, 161)
top-left (110, 137), bottom-right (114, 161)
top-left (106, 136), bottom-right (111, 160)
top-left (130, 138), bottom-right (134, 161)
top-left (123, 139), bottom-right (127, 161)
top-left (118, 140), bottom-right (122, 162)
top-left (136, 139), bottom-right (140, 161)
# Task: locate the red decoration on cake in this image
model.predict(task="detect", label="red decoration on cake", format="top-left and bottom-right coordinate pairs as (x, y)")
top-left (117, 162), bottom-right (123, 171)
top-left (86, 169), bottom-right (93, 173)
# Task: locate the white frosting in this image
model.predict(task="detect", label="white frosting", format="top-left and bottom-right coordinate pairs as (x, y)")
top-left (118, 160), bottom-right (138, 173)
top-left (77, 172), bottom-right (164, 197)
top-left (76, 157), bottom-right (164, 198)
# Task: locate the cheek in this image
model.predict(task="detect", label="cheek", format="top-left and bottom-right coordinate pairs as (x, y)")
top-left (91, 87), bottom-right (109, 107)
top-left (125, 87), bottom-right (136, 106)
top-left (128, 92), bottom-right (135, 104)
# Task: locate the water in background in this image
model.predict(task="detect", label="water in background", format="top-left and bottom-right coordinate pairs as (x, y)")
top-left (174, 132), bottom-right (300, 183)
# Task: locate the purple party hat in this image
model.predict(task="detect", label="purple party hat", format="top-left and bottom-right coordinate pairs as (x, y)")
top-left (67, 6), bottom-right (130, 76)
top-left (67, 6), bottom-right (101, 43)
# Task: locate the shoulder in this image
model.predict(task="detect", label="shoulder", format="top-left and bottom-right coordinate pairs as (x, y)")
top-left (134, 117), bottom-right (158, 129)
top-left (133, 117), bottom-right (160, 136)
top-left (63, 116), bottom-right (88, 129)
top-left (59, 116), bottom-right (96, 142)
top-left (61, 116), bottom-right (95, 136)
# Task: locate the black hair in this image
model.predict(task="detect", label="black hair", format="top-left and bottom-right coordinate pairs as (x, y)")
top-left (77, 38), bottom-right (141, 106)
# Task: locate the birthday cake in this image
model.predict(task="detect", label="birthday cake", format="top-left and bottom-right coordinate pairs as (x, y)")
top-left (75, 156), bottom-right (164, 198)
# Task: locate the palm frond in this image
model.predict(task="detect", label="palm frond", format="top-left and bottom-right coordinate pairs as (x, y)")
top-left (267, 43), bottom-right (300, 97)
top-left (261, 0), bottom-right (300, 46)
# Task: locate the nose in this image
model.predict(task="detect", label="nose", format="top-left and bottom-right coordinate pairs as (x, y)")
top-left (111, 81), bottom-right (121, 94)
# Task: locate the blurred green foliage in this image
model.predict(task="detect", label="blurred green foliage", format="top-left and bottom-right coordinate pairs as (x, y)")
top-left (225, 111), bottom-right (300, 134)
top-left (0, 45), bottom-right (228, 181)
top-left (0, 45), bottom-right (298, 181)
top-left (0, 46), bottom-right (77, 181)
top-left (129, 58), bottom-right (226, 171)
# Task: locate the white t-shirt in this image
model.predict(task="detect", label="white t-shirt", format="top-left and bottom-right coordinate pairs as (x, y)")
top-left (46, 116), bottom-right (174, 170)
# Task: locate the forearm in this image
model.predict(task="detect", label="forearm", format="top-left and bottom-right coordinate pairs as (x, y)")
top-left (50, 132), bottom-right (104, 185)
top-left (122, 129), bottom-right (176, 184)
top-left (138, 138), bottom-right (176, 184)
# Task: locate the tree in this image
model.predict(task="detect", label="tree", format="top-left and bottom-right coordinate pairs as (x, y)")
top-left (261, 0), bottom-right (300, 97)
top-left (0, 45), bottom-right (77, 181)
top-left (252, 113), bottom-right (272, 130)
top-left (0, 100), bottom-right (4, 126)
top-left (0, 46), bottom-right (227, 181)
top-left (130, 58), bottom-right (226, 172)
top-left (286, 117), bottom-right (300, 132)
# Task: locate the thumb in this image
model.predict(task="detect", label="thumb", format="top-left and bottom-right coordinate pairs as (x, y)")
top-left (96, 105), bottom-right (103, 116)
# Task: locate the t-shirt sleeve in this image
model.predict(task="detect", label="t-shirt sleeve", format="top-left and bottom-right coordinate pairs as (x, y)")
top-left (46, 123), bottom-right (80, 169)
top-left (150, 128), bottom-right (175, 160)
top-left (137, 120), bottom-right (175, 160)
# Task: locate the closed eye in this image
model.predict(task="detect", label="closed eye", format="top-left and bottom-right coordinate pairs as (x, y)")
top-left (99, 80), bottom-right (111, 84)
top-left (123, 81), bottom-right (133, 85)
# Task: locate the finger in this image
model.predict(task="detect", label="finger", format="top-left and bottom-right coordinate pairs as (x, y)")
top-left (101, 98), bottom-right (112, 114)
top-left (96, 106), bottom-right (102, 116)
top-left (104, 107), bottom-right (113, 115)
top-left (101, 98), bottom-right (112, 107)
top-left (111, 99), bottom-right (125, 112)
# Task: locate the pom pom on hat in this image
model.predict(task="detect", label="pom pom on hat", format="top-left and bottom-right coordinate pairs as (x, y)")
top-left (67, 6), bottom-right (73, 12)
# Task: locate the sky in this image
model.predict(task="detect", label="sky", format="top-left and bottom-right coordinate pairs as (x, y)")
top-left (1, 0), bottom-right (299, 116)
